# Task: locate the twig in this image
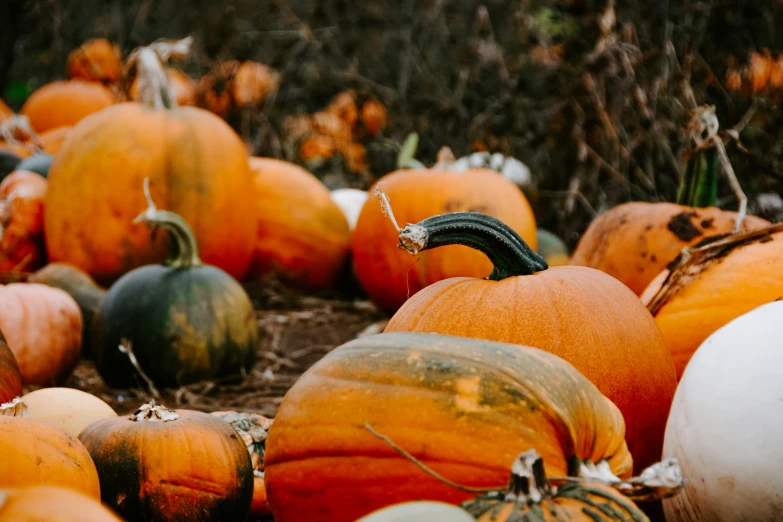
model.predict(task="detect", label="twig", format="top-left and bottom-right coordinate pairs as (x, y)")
top-left (118, 338), bottom-right (160, 399)
top-left (374, 185), bottom-right (402, 232)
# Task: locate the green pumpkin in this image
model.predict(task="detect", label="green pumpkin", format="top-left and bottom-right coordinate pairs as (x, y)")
top-left (91, 180), bottom-right (258, 388)
top-left (536, 228), bottom-right (570, 266)
top-left (16, 153), bottom-right (54, 178)
top-left (0, 150), bottom-right (22, 180)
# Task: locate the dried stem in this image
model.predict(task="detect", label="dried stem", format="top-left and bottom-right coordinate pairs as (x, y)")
top-left (373, 185), bottom-right (402, 232)
top-left (118, 338), bottom-right (160, 399)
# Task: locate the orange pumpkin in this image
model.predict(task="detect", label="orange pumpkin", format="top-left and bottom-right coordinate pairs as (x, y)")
top-left (0, 415), bottom-right (100, 498)
top-left (383, 212), bottom-right (676, 472)
top-left (79, 402), bottom-right (254, 521)
top-left (360, 99), bottom-right (388, 136)
top-left (66, 38), bottom-right (122, 85)
top-left (0, 283), bottom-right (82, 385)
top-left (21, 388), bottom-right (117, 437)
top-left (197, 60), bottom-right (279, 116)
top-left (129, 67), bottom-right (196, 107)
top-left (0, 330), bottom-right (21, 404)
top-left (352, 155), bottom-right (538, 312)
top-left (0, 485), bottom-right (122, 522)
top-left (37, 125), bottom-right (72, 154)
top-left (44, 45), bottom-right (257, 284)
top-left (264, 332), bottom-right (632, 522)
top-left (247, 157), bottom-right (351, 289)
top-left (20, 80), bottom-right (115, 133)
top-left (0, 170), bottom-right (47, 272)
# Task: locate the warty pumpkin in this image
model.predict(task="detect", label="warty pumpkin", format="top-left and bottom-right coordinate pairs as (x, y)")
top-left (0, 283), bottom-right (82, 385)
top-left (66, 38), bottom-right (122, 85)
top-left (79, 401), bottom-right (254, 522)
top-left (383, 212), bottom-right (676, 472)
top-left (264, 332), bottom-right (633, 522)
top-left (0, 170), bottom-right (47, 272)
top-left (0, 485), bottom-right (122, 522)
top-left (20, 387), bottom-right (117, 437)
top-left (0, 330), bottom-right (21, 404)
top-left (570, 106), bottom-right (769, 295)
top-left (44, 43), bottom-right (257, 284)
top-left (20, 80), bottom-right (115, 133)
top-left (0, 415), bottom-right (100, 498)
top-left (352, 149), bottom-right (537, 312)
top-left (91, 180), bottom-right (258, 388)
top-left (247, 157), bottom-right (352, 290)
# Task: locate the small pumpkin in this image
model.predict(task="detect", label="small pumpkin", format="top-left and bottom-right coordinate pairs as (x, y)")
top-left (197, 60), bottom-right (279, 117)
top-left (66, 38), bottom-right (122, 85)
top-left (15, 154), bottom-right (54, 178)
top-left (357, 501), bottom-right (474, 522)
top-left (129, 67), bottom-right (196, 107)
top-left (79, 401), bottom-right (254, 522)
top-left (360, 99), bottom-right (388, 136)
top-left (264, 332), bottom-right (633, 522)
top-left (20, 80), bottom-right (115, 133)
top-left (383, 212), bottom-right (676, 472)
top-left (570, 106), bottom-right (769, 295)
top-left (91, 180), bottom-right (258, 388)
top-left (28, 262), bottom-right (106, 356)
top-left (663, 300), bottom-right (783, 521)
top-left (45, 43), bottom-right (257, 284)
top-left (0, 485), bottom-right (122, 522)
top-left (20, 387), bottom-right (117, 437)
top-left (247, 157), bottom-right (352, 290)
top-left (331, 188), bottom-right (368, 231)
top-left (0, 415), bottom-right (100, 498)
top-left (536, 228), bottom-right (571, 266)
top-left (0, 170), bottom-right (47, 272)
top-left (352, 148), bottom-right (538, 312)
top-left (0, 330), bottom-right (21, 404)
top-left (0, 283), bottom-right (82, 385)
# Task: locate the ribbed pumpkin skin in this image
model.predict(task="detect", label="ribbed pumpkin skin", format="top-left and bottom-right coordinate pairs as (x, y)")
top-left (0, 485), bottom-right (122, 522)
top-left (385, 266), bottom-right (676, 473)
top-left (20, 80), bottom-right (115, 133)
top-left (0, 416), bottom-right (100, 498)
top-left (79, 409), bottom-right (254, 522)
top-left (44, 102), bottom-right (257, 284)
top-left (264, 332), bottom-right (632, 522)
top-left (0, 330), bottom-right (21, 403)
top-left (91, 264), bottom-right (258, 388)
top-left (247, 157), bottom-right (351, 290)
top-left (570, 202), bottom-right (769, 295)
top-left (352, 169), bottom-right (537, 312)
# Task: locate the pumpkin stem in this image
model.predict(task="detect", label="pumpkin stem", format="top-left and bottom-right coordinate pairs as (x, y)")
top-left (397, 212), bottom-right (548, 280)
top-left (506, 449), bottom-right (553, 503)
top-left (133, 177), bottom-right (202, 268)
top-left (0, 115), bottom-right (44, 152)
top-left (130, 400), bottom-right (180, 422)
top-left (0, 397), bottom-right (27, 417)
top-left (396, 133), bottom-right (426, 170)
top-left (121, 39), bottom-right (190, 109)
top-left (566, 457), bottom-right (685, 502)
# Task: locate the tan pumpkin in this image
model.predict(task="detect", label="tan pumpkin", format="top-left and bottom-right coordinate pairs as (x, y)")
top-left (20, 388), bottom-right (116, 437)
top-left (0, 485), bottom-right (121, 522)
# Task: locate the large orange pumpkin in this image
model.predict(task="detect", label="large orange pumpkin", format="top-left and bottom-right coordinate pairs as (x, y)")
top-left (0, 283), bottom-right (82, 385)
top-left (384, 212), bottom-right (676, 472)
top-left (66, 38), bottom-right (122, 85)
top-left (352, 155), bottom-right (537, 312)
top-left (247, 157), bottom-right (351, 289)
top-left (0, 170), bottom-right (47, 272)
top-left (264, 332), bottom-right (633, 522)
top-left (20, 80), bottom-right (115, 133)
top-left (0, 485), bottom-right (122, 522)
top-left (44, 45), bottom-right (257, 284)
top-left (0, 330), bottom-right (21, 404)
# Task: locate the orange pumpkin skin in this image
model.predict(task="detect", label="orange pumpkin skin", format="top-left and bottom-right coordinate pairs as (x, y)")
top-left (264, 332), bottom-right (632, 522)
top-left (79, 403), bottom-right (254, 522)
top-left (38, 125), bottom-right (73, 154)
top-left (0, 329), bottom-right (21, 403)
top-left (0, 485), bottom-right (122, 522)
top-left (44, 102), bottom-right (257, 284)
top-left (570, 202), bottom-right (769, 295)
top-left (66, 38), bottom-right (122, 84)
top-left (0, 416), bottom-right (100, 498)
top-left (642, 230), bottom-right (783, 379)
top-left (20, 80), bottom-right (115, 133)
top-left (247, 157), bottom-right (351, 289)
top-left (0, 283), bottom-right (82, 385)
top-left (0, 170), bottom-right (47, 272)
top-left (352, 168), bottom-right (537, 311)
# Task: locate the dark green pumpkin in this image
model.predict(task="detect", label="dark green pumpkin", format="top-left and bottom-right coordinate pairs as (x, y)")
top-left (0, 150), bottom-right (22, 180)
top-left (91, 180), bottom-right (258, 388)
top-left (16, 152), bottom-right (54, 177)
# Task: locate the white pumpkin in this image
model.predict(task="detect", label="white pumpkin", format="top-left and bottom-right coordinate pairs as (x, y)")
top-left (663, 300), bottom-right (783, 522)
top-left (356, 501), bottom-right (474, 522)
top-left (453, 152), bottom-right (534, 191)
top-left (330, 188), bottom-right (368, 231)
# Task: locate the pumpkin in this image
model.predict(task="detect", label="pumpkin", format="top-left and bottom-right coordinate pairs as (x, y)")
top-left (360, 99), bottom-right (388, 136)
top-left (383, 212), bottom-right (676, 472)
top-left (0, 152), bottom-right (21, 179)
top-left (264, 332), bottom-right (633, 522)
top-left (20, 387), bottom-right (116, 437)
top-left (452, 151), bottom-right (537, 203)
top-left (0, 170), bottom-right (47, 272)
top-left (129, 67), bottom-right (196, 107)
top-left (20, 80), bottom-right (115, 133)
top-left (662, 300), bottom-right (783, 521)
top-left (536, 228), bottom-right (570, 266)
top-left (28, 263), bottom-right (106, 356)
top-left (358, 501), bottom-right (474, 522)
top-left (247, 157), bottom-right (351, 289)
top-left (570, 106), bottom-right (769, 295)
top-left (44, 44), bottom-right (257, 284)
top-left (15, 153), bottom-right (54, 177)
top-left (91, 182), bottom-right (258, 388)
top-left (197, 60), bottom-right (279, 117)
top-left (0, 330), bottom-right (21, 404)
top-left (0, 415), bottom-right (100, 497)
top-left (79, 401), bottom-right (254, 521)
top-left (210, 410), bottom-right (273, 518)
top-left (66, 38), bottom-right (122, 85)
top-left (37, 125), bottom-right (73, 155)
top-left (0, 283), bottom-right (82, 385)
top-left (0, 485), bottom-right (122, 522)
top-left (331, 188), bottom-right (368, 231)
top-left (352, 150), bottom-right (538, 312)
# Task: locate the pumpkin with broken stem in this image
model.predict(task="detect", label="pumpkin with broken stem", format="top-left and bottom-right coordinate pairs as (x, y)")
top-left (383, 209), bottom-right (676, 473)
top-left (570, 106), bottom-right (768, 295)
top-left (91, 178), bottom-right (258, 388)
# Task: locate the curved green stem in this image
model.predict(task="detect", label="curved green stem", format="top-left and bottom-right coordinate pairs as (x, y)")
top-left (133, 178), bottom-right (201, 268)
top-left (398, 212), bottom-right (548, 280)
top-left (676, 147), bottom-right (718, 207)
top-left (396, 133), bottom-right (426, 169)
